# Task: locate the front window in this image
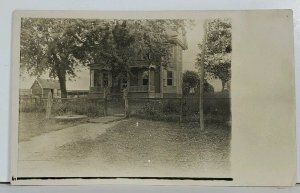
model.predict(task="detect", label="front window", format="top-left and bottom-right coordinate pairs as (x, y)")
top-left (93, 70), bottom-right (101, 87)
top-left (167, 71), bottom-right (173, 86)
top-left (130, 69), bottom-right (139, 86)
top-left (142, 70), bottom-right (149, 85)
top-left (103, 72), bottom-right (108, 87)
top-left (121, 79), bottom-right (128, 89)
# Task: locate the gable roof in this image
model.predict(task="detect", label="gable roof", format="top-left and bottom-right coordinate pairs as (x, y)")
top-left (35, 78), bottom-right (60, 89)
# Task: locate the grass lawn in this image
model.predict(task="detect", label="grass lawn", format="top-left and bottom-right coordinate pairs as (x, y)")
top-left (19, 112), bottom-right (85, 142)
top-left (57, 117), bottom-right (231, 176)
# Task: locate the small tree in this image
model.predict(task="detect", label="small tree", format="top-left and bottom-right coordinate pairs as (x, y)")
top-left (182, 71), bottom-right (199, 96)
top-left (196, 19), bottom-right (232, 91)
top-left (182, 70), bottom-right (214, 96)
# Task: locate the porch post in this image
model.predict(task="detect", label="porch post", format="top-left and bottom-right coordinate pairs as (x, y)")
top-left (127, 71), bottom-right (130, 89)
top-left (148, 68), bottom-right (151, 96)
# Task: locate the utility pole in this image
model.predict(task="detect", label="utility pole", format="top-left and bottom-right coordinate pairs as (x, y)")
top-left (199, 20), bottom-right (208, 131)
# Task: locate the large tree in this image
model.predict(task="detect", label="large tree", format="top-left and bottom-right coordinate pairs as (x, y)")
top-left (196, 19), bottom-right (232, 91)
top-left (20, 18), bottom-right (88, 98)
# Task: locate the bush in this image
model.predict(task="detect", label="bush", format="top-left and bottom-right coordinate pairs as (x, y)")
top-left (51, 99), bottom-right (104, 117)
top-left (161, 99), bottom-right (181, 114)
top-left (19, 99), bottom-right (46, 113)
top-left (131, 97), bottom-right (231, 123)
top-left (19, 103), bottom-right (45, 113)
top-left (133, 100), bottom-right (181, 122)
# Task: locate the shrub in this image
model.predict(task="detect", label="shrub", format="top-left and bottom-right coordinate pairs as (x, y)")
top-left (51, 99), bottom-right (104, 117)
top-left (19, 99), bottom-right (46, 113)
top-left (161, 99), bottom-right (181, 114)
top-left (131, 97), bottom-right (231, 123)
top-left (133, 100), bottom-right (181, 122)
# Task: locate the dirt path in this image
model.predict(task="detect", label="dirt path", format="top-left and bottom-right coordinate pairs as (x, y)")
top-left (18, 121), bottom-right (119, 177)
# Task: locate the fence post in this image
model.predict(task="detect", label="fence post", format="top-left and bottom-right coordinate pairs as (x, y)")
top-left (46, 91), bottom-right (53, 119)
top-left (104, 87), bottom-right (108, 116)
top-left (180, 97), bottom-right (183, 123)
top-left (123, 88), bottom-right (129, 118)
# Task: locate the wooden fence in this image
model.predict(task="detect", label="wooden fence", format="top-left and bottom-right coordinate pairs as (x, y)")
top-left (20, 94), bottom-right (230, 123)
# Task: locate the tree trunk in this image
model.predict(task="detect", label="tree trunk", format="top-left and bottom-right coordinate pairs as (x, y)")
top-left (123, 88), bottom-right (129, 118)
top-left (103, 87), bottom-right (108, 116)
top-left (57, 71), bottom-right (67, 98)
top-left (124, 71), bottom-right (130, 117)
top-left (221, 80), bottom-right (226, 92)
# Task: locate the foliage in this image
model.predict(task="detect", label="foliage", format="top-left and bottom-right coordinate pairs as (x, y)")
top-left (21, 18), bottom-right (88, 98)
top-left (196, 19), bottom-right (232, 91)
top-left (51, 99), bottom-right (104, 117)
top-left (19, 98), bottom-right (104, 117)
top-left (182, 70), bottom-right (200, 95)
top-left (182, 70), bottom-right (214, 96)
top-left (19, 99), bottom-right (45, 113)
top-left (132, 97), bottom-right (230, 123)
top-left (134, 100), bottom-right (181, 122)
top-left (77, 19), bottom-right (189, 80)
top-left (20, 18), bottom-right (190, 97)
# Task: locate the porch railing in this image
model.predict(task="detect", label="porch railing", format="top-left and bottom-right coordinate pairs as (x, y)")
top-left (90, 85), bottom-right (155, 93)
top-left (129, 85), bottom-right (155, 92)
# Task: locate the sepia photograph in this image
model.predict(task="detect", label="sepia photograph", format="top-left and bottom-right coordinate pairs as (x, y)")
top-left (17, 16), bottom-right (231, 178)
top-left (11, 10), bottom-right (296, 186)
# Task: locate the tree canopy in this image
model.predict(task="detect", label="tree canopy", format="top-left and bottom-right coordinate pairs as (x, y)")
top-left (21, 18), bottom-right (88, 98)
top-left (20, 18), bottom-right (189, 97)
top-left (77, 19), bottom-right (188, 79)
top-left (195, 19), bottom-right (232, 91)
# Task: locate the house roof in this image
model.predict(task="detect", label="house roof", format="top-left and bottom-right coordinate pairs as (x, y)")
top-left (166, 29), bottom-right (188, 50)
top-left (35, 78), bottom-right (60, 89)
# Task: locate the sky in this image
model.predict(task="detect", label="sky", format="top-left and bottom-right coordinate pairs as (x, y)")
top-left (20, 19), bottom-right (222, 91)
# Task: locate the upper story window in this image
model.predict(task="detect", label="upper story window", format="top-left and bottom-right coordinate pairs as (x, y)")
top-left (169, 46), bottom-right (177, 67)
top-left (167, 71), bottom-right (173, 86)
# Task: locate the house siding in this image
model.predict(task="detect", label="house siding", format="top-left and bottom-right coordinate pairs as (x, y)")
top-left (88, 34), bottom-right (186, 99)
top-left (31, 81), bottom-right (42, 98)
top-left (42, 88), bottom-right (51, 98)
